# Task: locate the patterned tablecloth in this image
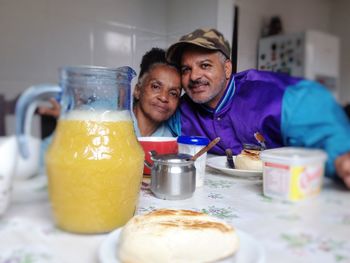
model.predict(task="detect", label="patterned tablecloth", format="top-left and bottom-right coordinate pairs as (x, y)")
top-left (1, 161), bottom-right (350, 263)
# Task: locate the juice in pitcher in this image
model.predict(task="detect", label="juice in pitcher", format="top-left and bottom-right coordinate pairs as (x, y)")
top-left (46, 110), bottom-right (144, 234)
top-left (15, 66), bottom-right (141, 234)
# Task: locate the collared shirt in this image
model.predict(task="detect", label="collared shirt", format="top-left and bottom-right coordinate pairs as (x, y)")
top-left (131, 109), bottom-right (176, 137)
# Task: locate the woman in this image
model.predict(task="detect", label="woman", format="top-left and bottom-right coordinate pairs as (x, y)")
top-left (132, 47), bottom-right (181, 137)
top-left (39, 48), bottom-right (182, 137)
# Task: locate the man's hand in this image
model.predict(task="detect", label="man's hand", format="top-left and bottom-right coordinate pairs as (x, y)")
top-left (37, 98), bottom-right (60, 118)
top-left (335, 152), bottom-right (350, 189)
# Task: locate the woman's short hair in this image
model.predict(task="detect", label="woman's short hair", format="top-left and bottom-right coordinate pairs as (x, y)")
top-left (138, 48), bottom-right (180, 83)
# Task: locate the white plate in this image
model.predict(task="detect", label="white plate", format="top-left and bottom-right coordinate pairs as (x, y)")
top-left (206, 156), bottom-right (262, 179)
top-left (99, 228), bottom-right (265, 263)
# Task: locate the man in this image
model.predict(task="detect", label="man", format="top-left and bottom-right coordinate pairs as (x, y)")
top-left (166, 28), bottom-right (350, 188)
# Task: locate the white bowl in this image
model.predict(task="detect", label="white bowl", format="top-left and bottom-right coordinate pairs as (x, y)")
top-left (0, 136), bottom-right (17, 215)
top-left (14, 136), bottom-right (41, 180)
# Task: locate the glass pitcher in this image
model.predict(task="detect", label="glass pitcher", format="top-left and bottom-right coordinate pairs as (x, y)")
top-left (16, 66), bottom-right (144, 234)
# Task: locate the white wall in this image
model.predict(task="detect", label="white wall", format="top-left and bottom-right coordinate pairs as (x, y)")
top-left (0, 0), bottom-right (236, 135)
top-left (0, 0), bottom-right (169, 135)
top-left (330, 0), bottom-right (350, 104)
top-left (0, 0), bottom-right (168, 100)
top-left (0, 0), bottom-right (337, 100)
top-left (167, 0), bottom-right (218, 37)
top-left (166, 0), bottom-right (234, 48)
top-left (236, 0), bottom-right (332, 71)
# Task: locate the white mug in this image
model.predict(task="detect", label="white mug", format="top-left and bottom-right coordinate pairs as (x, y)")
top-left (0, 136), bottom-right (17, 215)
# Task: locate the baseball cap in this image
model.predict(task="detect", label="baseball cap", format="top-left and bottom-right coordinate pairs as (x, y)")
top-left (166, 28), bottom-right (231, 65)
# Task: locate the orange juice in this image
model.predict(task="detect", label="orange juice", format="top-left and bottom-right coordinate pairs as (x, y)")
top-left (46, 110), bottom-right (144, 233)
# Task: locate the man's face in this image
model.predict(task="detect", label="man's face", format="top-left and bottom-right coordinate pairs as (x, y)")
top-left (134, 64), bottom-right (181, 123)
top-left (180, 48), bottom-right (232, 108)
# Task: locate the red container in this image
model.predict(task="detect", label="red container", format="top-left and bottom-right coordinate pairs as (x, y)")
top-left (138, 137), bottom-right (178, 175)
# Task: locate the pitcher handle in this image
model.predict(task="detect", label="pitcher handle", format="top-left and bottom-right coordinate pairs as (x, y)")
top-left (16, 84), bottom-right (62, 159)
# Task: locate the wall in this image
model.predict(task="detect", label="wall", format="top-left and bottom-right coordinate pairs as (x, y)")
top-left (236, 0), bottom-right (332, 71)
top-left (0, 0), bottom-right (169, 135)
top-left (0, 0), bottom-right (341, 98)
top-left (0, 0), bottom-right (235, 135)
top-left (166, 0), bottom-right (234, 48)
top-left (0, 0), bottom-right (168, 100)
top-left (167, 0), bottom-right (218, 39)
top-left (330, 0), bottom-right (350, 104)
top-left (1, 0), bottom-right (347, 135)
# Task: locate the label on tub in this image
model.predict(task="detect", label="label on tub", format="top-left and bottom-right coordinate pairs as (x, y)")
top-left (263, 162), bottom-right (324, 201)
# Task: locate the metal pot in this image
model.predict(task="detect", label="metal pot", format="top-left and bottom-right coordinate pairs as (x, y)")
top-left (146, 151), bottom-right (196, 200)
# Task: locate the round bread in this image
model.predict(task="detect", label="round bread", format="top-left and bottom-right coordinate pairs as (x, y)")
top-left (235, 149), bottom-right (263, 171)
top-left (118, 209), bottom-right (239, 263)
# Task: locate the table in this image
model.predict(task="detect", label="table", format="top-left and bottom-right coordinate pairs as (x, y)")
top-left (1, 163), bottom-right (350, 263)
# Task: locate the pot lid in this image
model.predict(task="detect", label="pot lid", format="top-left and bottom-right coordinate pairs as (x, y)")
top-left (151, 153), bottom-right (194, 164)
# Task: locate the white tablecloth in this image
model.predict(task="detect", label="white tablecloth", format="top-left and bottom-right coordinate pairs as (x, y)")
top-left (1, 164), bottom-right (350, 263)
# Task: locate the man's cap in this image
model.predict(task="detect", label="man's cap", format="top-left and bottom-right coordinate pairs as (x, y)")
top-left (166, 28), bottom-right (231, 65)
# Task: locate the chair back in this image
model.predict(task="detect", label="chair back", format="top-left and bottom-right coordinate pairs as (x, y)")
top-left (0, 95), bottom-right (18, 136)
top-left (0, 94), bottom-right (56, 137)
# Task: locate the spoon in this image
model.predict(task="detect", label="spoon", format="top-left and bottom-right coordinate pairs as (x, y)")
top-left (254, 132), bottom-right (266, 150)
top-left (191, 137), bottom-right (221, 161)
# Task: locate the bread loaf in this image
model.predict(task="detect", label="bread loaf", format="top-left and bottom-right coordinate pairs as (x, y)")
top-left (118, 209), bottom-right (239, 263)
top-left (235, 149), bottom-right (263, 171)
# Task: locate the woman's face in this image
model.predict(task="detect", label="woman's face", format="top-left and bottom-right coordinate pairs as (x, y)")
top-left (134, 64), bottom-right (181, 123)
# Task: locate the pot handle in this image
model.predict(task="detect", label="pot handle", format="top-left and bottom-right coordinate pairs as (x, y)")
top-left (149, 150), bottom-right (157, 157)
top-left (144, 150), bottom-right (158, 169)
top-left (144, 160), bottom-right (152, 169)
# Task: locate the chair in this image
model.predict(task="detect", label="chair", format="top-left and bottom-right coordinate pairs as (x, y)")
top-left (0, 94), bottom-right (56, 137)
top-left (0, 94), bottom-right (18, 136)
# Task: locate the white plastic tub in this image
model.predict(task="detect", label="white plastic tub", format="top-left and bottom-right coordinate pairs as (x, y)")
top-left (177, 136), bottom-right (209, 188)
top-left (260, 147), bottom-right (327, 202)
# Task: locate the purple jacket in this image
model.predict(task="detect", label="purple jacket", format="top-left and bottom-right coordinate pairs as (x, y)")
top-left (180, 69), bottom-right (301, 155)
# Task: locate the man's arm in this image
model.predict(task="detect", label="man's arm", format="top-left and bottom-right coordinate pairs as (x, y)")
top-left (37, 98), bottom-right (60, 118)
top-left (281, 80), bottom-right (350, 189)
top-left (335, 152), bottom-right (350, 188)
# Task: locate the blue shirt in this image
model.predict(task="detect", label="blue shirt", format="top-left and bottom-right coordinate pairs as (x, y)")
top-left (131, 110), bottom-right (176, 137)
